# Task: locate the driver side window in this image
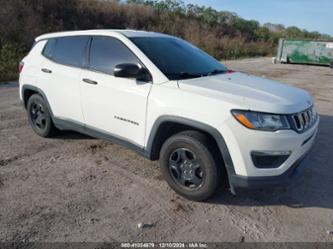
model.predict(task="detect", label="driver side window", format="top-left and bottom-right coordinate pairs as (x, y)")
top-left (89, 36), bottom-right (139, 75)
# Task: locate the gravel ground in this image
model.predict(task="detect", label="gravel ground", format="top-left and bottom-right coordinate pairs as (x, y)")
top-left (0, 57), bottom-right (332, 242)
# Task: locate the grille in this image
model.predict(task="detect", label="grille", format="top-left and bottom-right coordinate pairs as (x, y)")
top-left (291, 107), bottom-right (317, 133)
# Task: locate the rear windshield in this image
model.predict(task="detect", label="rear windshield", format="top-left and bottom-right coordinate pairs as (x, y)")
top-left (130, 37), bottom-right (227, 80)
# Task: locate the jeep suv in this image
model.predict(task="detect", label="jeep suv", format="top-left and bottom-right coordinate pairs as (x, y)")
top-left (19, 30), bottom-right (319, 201)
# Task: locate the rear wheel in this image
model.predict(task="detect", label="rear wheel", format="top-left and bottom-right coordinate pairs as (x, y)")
top-left (159, 131), bottom-right (221, 201)
top-left (330, 61), bottom-right (333, 69)
top-left (27, 94), bottom-right (57, 137)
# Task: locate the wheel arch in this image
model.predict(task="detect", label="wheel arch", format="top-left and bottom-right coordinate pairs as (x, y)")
top-left (146, 116), bottom-right (236, 186)
top-left (22, 85), bottom-right (54, 117)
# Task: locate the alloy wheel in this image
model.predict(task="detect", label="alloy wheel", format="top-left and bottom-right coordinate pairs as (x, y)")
top-left (168, 148), bottom-right (204, 189)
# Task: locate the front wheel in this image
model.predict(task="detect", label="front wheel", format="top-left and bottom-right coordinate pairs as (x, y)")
top-left (330, 61), bottom-right (333, 69)
top-left (159, 131), bottom-right (221, 201)
top-left (27, 94), bottom-right (57, 137)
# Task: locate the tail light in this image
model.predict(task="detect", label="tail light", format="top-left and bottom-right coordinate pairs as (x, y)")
top-left (18, 61), bottom-right (24, 73)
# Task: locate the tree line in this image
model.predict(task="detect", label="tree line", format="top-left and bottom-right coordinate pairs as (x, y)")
top-left (0, 0), bottom-right (331, 82)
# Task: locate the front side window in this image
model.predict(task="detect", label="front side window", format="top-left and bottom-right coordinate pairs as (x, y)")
top-left (130, 37), bottom-right (227, 80)
top-left (89, 36), bottom-right (139, 74)
top-left (51, 36), bottom-right (89, 67)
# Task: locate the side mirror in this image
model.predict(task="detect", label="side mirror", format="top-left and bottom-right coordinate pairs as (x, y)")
top-left (113, 63), bottom-right (151, 82)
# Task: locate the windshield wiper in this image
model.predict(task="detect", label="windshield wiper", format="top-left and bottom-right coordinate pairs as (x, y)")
top-left (207, 69), bottom-right (227, 76)
top-left (166, 69), bottom-right (227, 80)
top-left (165, 72), bottom-right (204, 80)
top-left (179, 72), bottom-right (205, 78)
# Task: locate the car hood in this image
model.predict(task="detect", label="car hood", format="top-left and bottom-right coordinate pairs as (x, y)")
top-left (178, 72), bottom-right (313, 114)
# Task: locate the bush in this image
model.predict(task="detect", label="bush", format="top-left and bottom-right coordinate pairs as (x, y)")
top-left (0, 43), bottom-right (26, 83)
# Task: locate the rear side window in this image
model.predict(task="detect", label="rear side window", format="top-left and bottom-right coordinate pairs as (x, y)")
top-left (51, 36), bottom-right (89, 67)
top-left (42, 39), bottom-right (57, 59)
top-left (89, 36), bottom-right (139, 74)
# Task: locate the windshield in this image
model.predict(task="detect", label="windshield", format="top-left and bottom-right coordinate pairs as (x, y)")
top-left (130, 37), bottom-right (227, 80)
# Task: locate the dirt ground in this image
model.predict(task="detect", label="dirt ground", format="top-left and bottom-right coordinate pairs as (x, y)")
top-left (0, 57), bottom-right (333, 242)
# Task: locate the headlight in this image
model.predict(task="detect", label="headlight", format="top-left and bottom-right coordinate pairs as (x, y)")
top-left (231, 110), bottom-right (290, 131)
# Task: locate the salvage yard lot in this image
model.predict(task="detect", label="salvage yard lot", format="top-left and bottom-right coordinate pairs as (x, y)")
top-left (0, 57), bottom-right (332, 242)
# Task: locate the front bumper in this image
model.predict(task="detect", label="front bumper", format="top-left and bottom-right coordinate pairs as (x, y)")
top-left (219, 115), bottom-right (319, 192)
top-left (229, 150), bottom-right (309, 189)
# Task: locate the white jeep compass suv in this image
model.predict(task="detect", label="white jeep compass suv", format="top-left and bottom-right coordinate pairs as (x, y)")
top-left (19, 30), bottom-right (319, 201)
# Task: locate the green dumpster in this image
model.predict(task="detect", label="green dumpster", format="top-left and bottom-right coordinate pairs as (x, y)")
top-left (276, 38), bottom-right (333, 68)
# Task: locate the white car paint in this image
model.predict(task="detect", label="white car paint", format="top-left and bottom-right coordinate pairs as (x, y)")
top-left (178, 72), bottom-right (313, 114)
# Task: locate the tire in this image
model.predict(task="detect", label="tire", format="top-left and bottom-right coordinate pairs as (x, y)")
top-left (330, 61), bottom-right (333, 69)
top-left (27, 94), bottom-right (57, 137)
top-left (159, 130), bottom-right (221, 201)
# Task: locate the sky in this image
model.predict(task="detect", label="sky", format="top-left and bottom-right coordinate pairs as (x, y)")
top-left (182, 0), bottom-right (333, 36)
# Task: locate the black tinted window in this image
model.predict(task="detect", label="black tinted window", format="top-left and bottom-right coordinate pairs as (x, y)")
top-left (89, 36), bottom-right (139, 74)
top-left (42, 39), bottom-right (57, 59)
top-left (52, 36), bottom-right (89, 67)
top-left (130, 37), bottom-right (227, 80)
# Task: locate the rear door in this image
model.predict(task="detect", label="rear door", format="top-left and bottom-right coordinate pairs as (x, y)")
top-left (80, 36), bottom-right (152, 147)
top-left (38, 36), bottom-right (89, 123)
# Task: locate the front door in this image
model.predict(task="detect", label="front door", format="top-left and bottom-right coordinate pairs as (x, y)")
top-left (80, 36), bottom-right (152, 147)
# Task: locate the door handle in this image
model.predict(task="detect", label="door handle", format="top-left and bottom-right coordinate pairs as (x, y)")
top-left (41, 68), bottom-right (52, 73)
top-left (82, 78), bottom-right (98, 85)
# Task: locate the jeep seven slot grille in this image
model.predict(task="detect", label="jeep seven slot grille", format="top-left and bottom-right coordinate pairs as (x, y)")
top-left (291, 107), bottom-right (317, 133)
